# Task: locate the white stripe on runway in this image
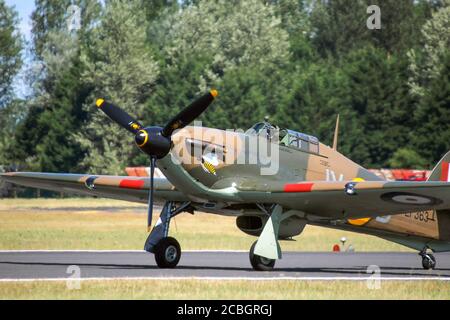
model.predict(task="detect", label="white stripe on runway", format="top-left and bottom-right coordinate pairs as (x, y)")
top-left (0, 276), bottom-right (449, 282)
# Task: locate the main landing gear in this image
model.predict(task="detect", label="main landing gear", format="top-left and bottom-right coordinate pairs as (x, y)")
top-left (419, 247), bottom-right (436, 270)
top-left (144, 201), bottom-right (191, 268)
top-left (146, 202), bottom-right (284, 272)
top-left (248, 204), bottom-right (284, 271)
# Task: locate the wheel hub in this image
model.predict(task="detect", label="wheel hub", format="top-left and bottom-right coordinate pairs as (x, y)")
top-left (165, 245), bottom-right (177, 263)
top-left (259, 256), bottom-right (272, 265)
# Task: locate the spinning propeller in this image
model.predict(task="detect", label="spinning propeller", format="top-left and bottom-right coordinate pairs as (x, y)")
top-left (96, 90), bottom-right (218, 231)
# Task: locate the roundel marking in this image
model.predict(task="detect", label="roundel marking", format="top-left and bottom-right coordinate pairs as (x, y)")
top-left (391, 195), bottom-right (431, 205)
top-left (380, 192), bottom-right (442, 206)
top-left (85, 176), bottom-right (98, 190)
top-left (347, 217), bottom-right (371, 226)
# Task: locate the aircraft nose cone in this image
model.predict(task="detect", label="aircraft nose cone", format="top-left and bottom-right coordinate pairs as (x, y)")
top-left (135, 130), bottom-right (148, 147)
top-left (134, 126), bottom-right (171, 158)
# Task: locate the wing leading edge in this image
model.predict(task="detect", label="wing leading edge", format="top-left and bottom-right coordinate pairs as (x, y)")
top-left (0, 172), bottom-right (188, 204)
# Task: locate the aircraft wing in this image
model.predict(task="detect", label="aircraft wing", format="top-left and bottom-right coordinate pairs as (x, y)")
top-left (0, 172), bottom-right (188, 203)
top-left (235, 180), bottom-right (450, 219)
top-left (3, 172), bottom-right (450, 219)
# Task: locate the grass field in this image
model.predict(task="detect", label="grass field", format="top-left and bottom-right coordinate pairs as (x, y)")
top-left (0, 198), bottom-right (411, 251)
top-left (0, 279), bottom-right (448, 299)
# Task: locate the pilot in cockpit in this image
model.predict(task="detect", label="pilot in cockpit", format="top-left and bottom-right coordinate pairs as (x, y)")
top-left (247, 116), bottom-right (280, 142)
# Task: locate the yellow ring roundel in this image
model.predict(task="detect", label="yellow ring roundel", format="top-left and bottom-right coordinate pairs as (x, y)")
top-left (137, 130), bottom-right (149, 147)
top-left (347, 217), bottom-right (371, 226)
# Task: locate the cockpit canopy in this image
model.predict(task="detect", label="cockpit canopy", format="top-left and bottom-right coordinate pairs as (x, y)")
top-left (280, 129), bottom-right (319, 154)
top-left (246, 121), bottom-right (320, 155)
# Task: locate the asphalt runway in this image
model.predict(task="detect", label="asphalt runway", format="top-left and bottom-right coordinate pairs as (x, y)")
top-left (0, 251), bottom-right (449, 281)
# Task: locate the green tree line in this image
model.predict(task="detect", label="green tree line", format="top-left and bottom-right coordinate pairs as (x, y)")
top-left (0, 0), bottom-right (449, 175)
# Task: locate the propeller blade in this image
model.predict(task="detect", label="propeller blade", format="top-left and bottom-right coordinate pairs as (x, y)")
top-left (161, 90), bottom-right (218, 137)
top-left (147, 157), bottom-right (156, 232)
top-left (96, 99), bottom-right (143, 134)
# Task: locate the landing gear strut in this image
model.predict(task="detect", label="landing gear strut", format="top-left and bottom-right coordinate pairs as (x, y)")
top-left (144, 201), bottom-right (191, 268)
top-left (419, 247), bottom-right (436, 270)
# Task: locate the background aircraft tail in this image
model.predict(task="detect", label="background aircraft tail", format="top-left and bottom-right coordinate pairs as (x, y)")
top-left (428, 151), bottom-right (450, 182)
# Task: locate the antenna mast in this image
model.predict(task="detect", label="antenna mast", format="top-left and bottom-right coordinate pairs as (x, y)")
top-left (332, 114), bottom-right (340, 151)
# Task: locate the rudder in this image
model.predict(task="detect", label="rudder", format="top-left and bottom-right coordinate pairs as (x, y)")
top-left (428, 151), bottom-right (450, 182)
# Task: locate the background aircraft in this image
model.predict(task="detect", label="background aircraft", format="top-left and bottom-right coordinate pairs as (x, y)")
top-left (2, 91), bottom-right (450, 271)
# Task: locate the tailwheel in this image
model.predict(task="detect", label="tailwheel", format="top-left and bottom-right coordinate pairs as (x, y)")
top-left (249, 241), bottom-right (275, 271)
top-left (421, 254), bottom-right (436, 270)
top-left (154, 237), bottom-right (181, 268)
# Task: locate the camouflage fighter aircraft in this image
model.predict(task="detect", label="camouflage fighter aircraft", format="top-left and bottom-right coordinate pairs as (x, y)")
top-left (2, 91), bottom-right (450, 271)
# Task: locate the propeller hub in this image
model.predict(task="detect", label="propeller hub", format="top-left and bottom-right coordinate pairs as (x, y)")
top-left (134, 126), bottom-right (171, 159)
top-left (135, 130), bottom-right (149, 147)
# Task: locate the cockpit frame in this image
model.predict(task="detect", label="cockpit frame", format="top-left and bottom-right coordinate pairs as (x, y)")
top-left (247, 122), bottom-right (320, 155)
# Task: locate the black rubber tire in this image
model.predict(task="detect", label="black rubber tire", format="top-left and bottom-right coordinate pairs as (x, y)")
top-left (249, 241), bottom-right (275, 271)
top-left (154, 237), bottom-right (181, 268)
top-left (422, 254), bottom-right (436, 270)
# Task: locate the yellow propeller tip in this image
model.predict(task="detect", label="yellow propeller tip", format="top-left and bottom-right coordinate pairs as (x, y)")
top-left (210, 89), bottom-right (219, 98)
top-left (96, 98), bottom-right (105, 108)
top-left (147, 226), bottom-right (152, 232)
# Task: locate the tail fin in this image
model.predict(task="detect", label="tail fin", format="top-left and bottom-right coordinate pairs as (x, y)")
top-left (428, 151), bottom-right (450, 182)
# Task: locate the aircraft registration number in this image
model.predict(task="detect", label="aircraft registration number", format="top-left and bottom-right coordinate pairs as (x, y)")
top-left (404, 210), bottom-right (436, 223)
